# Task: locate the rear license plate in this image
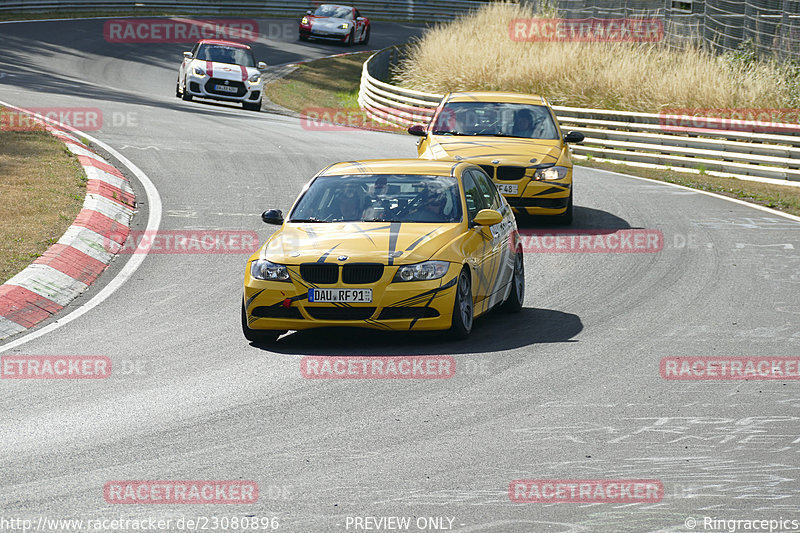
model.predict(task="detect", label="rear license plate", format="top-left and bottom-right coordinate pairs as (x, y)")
top-left (215, 84), bottom-right (238, 93)
top-left (308, 288), bottom-right (372, 303)
top-left (497, 184), bottom-right (518, 195)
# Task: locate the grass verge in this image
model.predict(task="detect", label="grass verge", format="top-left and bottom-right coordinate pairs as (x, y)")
top-left (265, 52), bottom-right (405, 133)
top-left (394, 3), bottom-right (799, 112)
top-left (0, 109), bottom-right (87, 283)
top-left (264, 51), bottom-right (800, 217)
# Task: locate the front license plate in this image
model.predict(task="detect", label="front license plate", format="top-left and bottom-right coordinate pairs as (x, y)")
top-left (497, 184), bottom-right (518, 195)
top-left (308, 288), bottom-right (372, 303)
top-left (215, 84), bottom-right (238, 93)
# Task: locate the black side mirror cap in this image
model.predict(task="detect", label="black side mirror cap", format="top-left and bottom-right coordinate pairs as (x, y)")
top-left (408, 124), bottom-right (426, 136)
top-left (262, 209), bottom-right (284, 225)
top-left (564, 131), bottom-right (585, 143)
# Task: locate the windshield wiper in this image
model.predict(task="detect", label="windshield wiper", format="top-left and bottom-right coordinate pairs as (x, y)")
top-left (290, 217), bottom-right (327, 223)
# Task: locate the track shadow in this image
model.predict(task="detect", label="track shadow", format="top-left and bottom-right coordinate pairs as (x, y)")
top-left (516, 205), bottom-right (635, 231)
top-left (250, 307), bottom-right (582, 355)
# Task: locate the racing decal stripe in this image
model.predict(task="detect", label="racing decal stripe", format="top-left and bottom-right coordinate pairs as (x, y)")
top-left (405, 227), bottom-right (440, 252)
top-left (390, 276), bottom-right (457, 307)
top-left (387, 222), bottom-right (402, 266)
top-left (349, 223), bottom-right (376, 246)
top-left (246, 289), bottom-right (266, 309)
top-left (317, 244), bottom-right (340, 263)
top-left (206, 61), bottom-right (213, 77)
top-left (531, 186), bottom-right (569, 196)
top-left (240, 65), bottom-right (248, 82)
top-left (409, 292), bottom-right (438, 330)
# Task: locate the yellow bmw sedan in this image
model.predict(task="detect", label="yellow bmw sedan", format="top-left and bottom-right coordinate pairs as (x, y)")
top-left (242, 159), bottom-right (524, 343)
top-left (409, 92), bottom-right (584, 224)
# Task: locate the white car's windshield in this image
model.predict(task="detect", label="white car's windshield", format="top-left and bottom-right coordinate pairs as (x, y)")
top-left (195, 44), bottom-right (255, 67)
top-left (432, 102), bottom-right (559, 140)
top-left (290, 174), bottom-right (463, 224)
top-left (314, 5), bottom-right (353, 19)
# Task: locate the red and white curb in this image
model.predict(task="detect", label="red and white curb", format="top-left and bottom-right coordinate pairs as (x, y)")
top-left (0, 121), bottom-right (134, 340)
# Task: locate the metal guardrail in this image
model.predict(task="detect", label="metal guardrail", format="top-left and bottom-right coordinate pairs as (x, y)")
top-left (0, 0), bottom-right (491, 21)
top-left (358, 46), bottom-right (800, 183)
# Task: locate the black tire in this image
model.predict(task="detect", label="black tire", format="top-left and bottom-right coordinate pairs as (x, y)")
top-left (501, 250), bottom-right (524, 313)
top-left (299, 34), bottom-right (308, 41)
top-left (362, 27), bottom-right (370, 46)
top-left (241, 300), bottom-right (284, 343)
top-left (449, 268), bottom-right (473, 340)
top-left (345, 30), bottom-right (354, 46)
top-left (181, 78), bottom-right (193, 101)
top-left (175, 79), bottom-right (181, 98)
top-left (243, 100), bottom-right (261, 112)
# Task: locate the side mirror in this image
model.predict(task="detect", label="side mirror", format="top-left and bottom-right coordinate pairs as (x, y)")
top-left (306, 10), bottom-right (313, 14)
top-left (262, 209), bottom-right (284, 225)
top-left (183, 51), bottom-right (193, 59)
top-left (472, 209), bottom-right (503, 227)
top-left (564, 131), bottom-right (585, 143)
top-left (408, 124), bottom-right (426, 137)
top-left (257, 61), bottom-right (267, 70)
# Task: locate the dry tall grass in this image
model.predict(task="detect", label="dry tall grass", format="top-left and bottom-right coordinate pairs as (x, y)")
top-left (394, 2), bottom-right (793, 112)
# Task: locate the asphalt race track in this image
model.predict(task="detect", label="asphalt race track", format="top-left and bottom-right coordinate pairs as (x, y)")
top-left (1, 16), bottom-right (799, 533)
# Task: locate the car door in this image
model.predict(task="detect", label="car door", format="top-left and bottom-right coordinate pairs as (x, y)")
top-left (353, 8), bottom-right (366, 41)
top-left (471, 169), bottom-right (515, 308)
top-left (460, 170), bottom-right (495, 313)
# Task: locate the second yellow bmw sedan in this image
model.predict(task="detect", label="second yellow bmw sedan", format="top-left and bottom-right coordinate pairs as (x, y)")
top-left (409, 92), bottom-right (584, 224)
top-left (242, 159), bottom-right (524, 343)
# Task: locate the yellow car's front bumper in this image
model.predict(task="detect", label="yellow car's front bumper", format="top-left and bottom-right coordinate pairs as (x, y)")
top-left (243, 263), bottom-right (459, 332)
top-left (498, 172), bottom-right (572, 216)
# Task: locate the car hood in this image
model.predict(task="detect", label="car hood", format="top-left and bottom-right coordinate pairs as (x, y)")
top-left (191, 60), bottom-right (258, 81)
top-left (422, 135), bottom-right (563, 166)
top-left (309, 17), bottom-right (351, 30)
top-left (261, 222), bottom-right (463, 265)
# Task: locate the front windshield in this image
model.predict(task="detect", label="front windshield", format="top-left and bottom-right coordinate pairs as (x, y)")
top-left (432, 102), bottom-right (559, 140)
top-left (290, 174), bottom-right (463, 224)
top-left (314, 5), bottom-right (353, 19)
top-left (195, 44), bottom-right (255, 67)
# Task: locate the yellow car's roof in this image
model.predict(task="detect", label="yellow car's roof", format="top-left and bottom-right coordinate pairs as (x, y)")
top-left (446, 92), bottom-right (547, 105)
top-left (321, 159), bottom-right (465, 177)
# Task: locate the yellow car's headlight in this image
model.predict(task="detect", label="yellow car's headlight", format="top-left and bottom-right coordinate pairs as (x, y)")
top-left (251, 260), bottom-right (291, 282)
top-left (534, 166), bottom-right (568, 181)
top-left (393, 261), bottom-right (449, 282)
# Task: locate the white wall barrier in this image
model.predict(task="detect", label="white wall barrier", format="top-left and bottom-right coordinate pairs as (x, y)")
top-left (359, 46), bottom-right (800, 183)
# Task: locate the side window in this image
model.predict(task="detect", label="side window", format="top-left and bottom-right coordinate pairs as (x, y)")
top-left (191, 43), bottom-right (200, 57)
top-left (471, 170), bottom-right (502, 211)
top-left (462, 172), bottom-right (487, 221)
top-left (354, 9), bottom-right (361, 18)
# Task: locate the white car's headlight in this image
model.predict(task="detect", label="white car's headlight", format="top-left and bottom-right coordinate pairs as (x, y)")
top-left (301, 16), bottom-right (309, 24)
top-left (534, 166), bottom-right (568, 181)
top-left (193, 66), bottom-right (206, 77)
top-left (393, 261), bottom-right (449, 282)
top-left (248, 73), bottom-right (261, 83)
top-left (251, 260), bottom-right (291, 282)
top-left (339, 23), bottom-right (349, 29)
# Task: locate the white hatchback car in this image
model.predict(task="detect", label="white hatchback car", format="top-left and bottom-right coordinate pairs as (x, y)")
top-left (176, 39), bottom-right (266, 111)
